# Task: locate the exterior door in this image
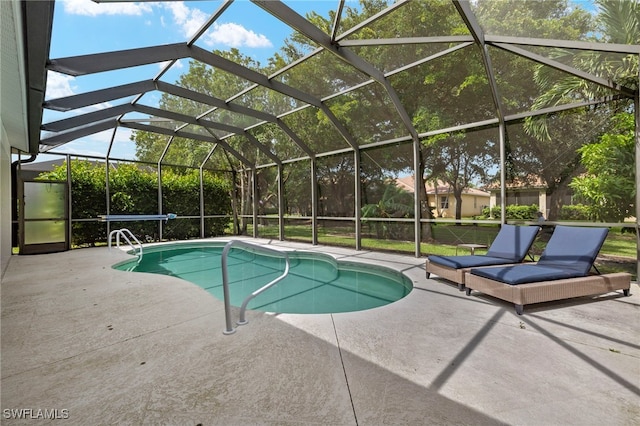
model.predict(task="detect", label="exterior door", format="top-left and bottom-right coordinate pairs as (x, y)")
top-left (19, 179), bottom-right (69, 254)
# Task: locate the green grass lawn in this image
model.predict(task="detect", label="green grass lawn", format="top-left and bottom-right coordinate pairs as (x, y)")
top-left (249, 223), bottom-right (637, 279)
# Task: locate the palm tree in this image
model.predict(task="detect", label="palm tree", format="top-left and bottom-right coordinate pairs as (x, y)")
top-left (526, 0), bottom-right (640, 140)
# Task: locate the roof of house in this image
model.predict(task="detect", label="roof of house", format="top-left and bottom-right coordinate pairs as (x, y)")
top-left (484, 175), bottom-right (547, 191)
top-left (395, 176), bottom-right (490, 197)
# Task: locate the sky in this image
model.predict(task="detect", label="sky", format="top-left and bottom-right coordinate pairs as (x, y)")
top-left (40, 0), bottom-right (348, 162)
top-left (35, 0), bottom-right (602, 164)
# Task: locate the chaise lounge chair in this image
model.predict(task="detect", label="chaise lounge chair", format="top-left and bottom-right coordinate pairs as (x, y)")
top-left (464, 225), bottom-right (631, 315)
top-left (425, 224), bottom-right (539, 290)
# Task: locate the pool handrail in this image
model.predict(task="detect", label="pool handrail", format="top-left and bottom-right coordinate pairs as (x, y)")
top-left (221, 240), bottom-right (290, 335)
top-left (108, 228), bottom-right (143, 263)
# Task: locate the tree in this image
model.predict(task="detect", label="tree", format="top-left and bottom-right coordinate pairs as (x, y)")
top-left (471, 0), bottom-right (598, 220)
top-left (423, 131), bottom-right (494, 221)
top-left (520, 0), bottom-right (639, 219)
top-left (570, 112), bottom-right (635, 222)
top-left (134, 48), bottom-right (263, 168)
top-left (361, 182), bottom-right (413, 239)
top-left (528, 0), bottom-right (638, 122)
top-left (130, 0), bottom-right (624, 236)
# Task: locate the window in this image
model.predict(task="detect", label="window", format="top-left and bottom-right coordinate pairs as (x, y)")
top-left (440, 196), bottom-right (449, 209)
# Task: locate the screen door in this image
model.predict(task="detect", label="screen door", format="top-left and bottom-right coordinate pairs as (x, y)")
top-left (19, 180), bottom-right (69, 254)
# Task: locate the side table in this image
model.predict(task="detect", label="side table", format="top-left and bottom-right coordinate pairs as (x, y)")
top-left (456, 243), bottom-right (487, 255)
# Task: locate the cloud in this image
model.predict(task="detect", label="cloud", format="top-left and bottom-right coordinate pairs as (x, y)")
top-left (45, 71), bottom-right (77, 99)
top-left (158, 59), bottom-right (184, 71)
top-left (164, 1), bottom-right (208, 39)
top-left (63, 1), bottom-right (272, 49)
top-left (164, 2), bottom-right (272, 48)
top-left (205, 22), bottom-right (273, 48)
top-left (62, 0), bottom-right (153, 17)
top-left (45, 71), bottom-right (114, 116)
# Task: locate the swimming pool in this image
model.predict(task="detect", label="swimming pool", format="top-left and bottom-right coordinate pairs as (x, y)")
top-left (113, 241), bottom-right (412, 314)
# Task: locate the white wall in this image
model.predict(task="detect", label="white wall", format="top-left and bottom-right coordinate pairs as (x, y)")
top-left (1, 0), bottom-right (29, 277)
top-left (1, 125), bottom-right (13, 277)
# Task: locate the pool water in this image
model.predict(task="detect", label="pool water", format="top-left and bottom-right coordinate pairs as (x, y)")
top-left (113, 242), bottom-right (412, 314)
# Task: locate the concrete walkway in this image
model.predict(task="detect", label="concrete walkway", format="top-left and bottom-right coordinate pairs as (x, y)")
top-left (1, 238), bottom-right (638, 425)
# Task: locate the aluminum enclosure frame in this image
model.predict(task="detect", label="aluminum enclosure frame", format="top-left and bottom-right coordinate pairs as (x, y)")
top-left (12, 0), bottom-right (639, 276)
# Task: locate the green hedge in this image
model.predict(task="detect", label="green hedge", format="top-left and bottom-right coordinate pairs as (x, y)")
top-left (38, 160), bottom-right (231, 246)
top-left (479, 204), bottom-right (591, 221)
top-left (558, 204), bottom-right (590, 221)
top-left (481, 205), bottom-right (540, 220)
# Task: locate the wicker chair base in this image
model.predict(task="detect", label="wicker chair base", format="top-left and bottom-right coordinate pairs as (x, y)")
top-left (464, 271), bottom-right (632, 315)
top-left (425, 259), bottom-right (467, 290)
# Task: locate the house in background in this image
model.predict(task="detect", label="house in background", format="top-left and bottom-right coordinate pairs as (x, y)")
top-left (396, 175), bottom-right (490, 218)
top-left (484, 175), bottom-right (574, 218)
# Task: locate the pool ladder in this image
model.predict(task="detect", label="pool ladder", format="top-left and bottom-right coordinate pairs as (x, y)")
top-left (221, 240), bottom-right (290, 335)
top-left (108, 228), bottom-right (143, 263)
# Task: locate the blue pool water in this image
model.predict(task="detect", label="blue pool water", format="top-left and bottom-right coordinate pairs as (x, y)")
top-left (113, 242), bottom-right (412, 314)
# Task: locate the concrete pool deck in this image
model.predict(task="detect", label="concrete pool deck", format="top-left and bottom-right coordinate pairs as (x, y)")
top-left (1, 237), bottom-right (638, 425)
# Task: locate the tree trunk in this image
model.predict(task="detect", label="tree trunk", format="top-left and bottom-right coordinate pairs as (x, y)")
top-left (418, 174), bottom-right (433, 240)
top-left (545, 175), bottom-right (573, 221)
top-left (454, 189), bottom-right (463, 222)
top-left (239, 171), bottom-right (249, 234)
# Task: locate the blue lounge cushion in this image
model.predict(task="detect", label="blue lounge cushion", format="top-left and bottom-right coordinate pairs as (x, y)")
top-left (484, 224), bottom-right (540, 262)
top-left (428, 254), bottom-right (520, 269)
top-left (469, 226), bottom-right (609, 285)
top-left (427, 224), bottom-right (539, 269)
top-left (470, 264), bottom-right (580, 285)
top-left (536, 226), bottom-right (608, 275)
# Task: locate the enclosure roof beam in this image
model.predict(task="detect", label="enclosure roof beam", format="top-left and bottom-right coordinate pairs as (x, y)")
top-left (317, 105), bottom-right (359, 150)
top-left (202, 128), bottom-right (255, 168)
top-left (187, 47), bottom-right (360, 151)
top-left (454, 0), bottom-right (485, 44)
top-left (200, 143), bottom-right (219, 171)
top-left (416, 118), bottom-right (500, 140)
top-left (40, 119), bottom-right (120, 147)
top-left (41, 103), bottom-right (135, 132)
top-left (454, 0), bottom-right (505, 123)
top-left (254, 0), bottom-right (419, 142)
top-left (276, 120), bottom-right (315, 158)
top-left (237, 115), bottom-right (315, 159)
top-left (330, 0), bottom-right (345, 43)
top-left (243, 132), bottom-right (282, 166)
top-left (43, 80), bottom-right (156, 111)
top-left (43, 28), bottom-right (365, 154)
top-left (504, 94), bottom-right (629, 123)
top-left (156, 81), bottom-right (278, 123)
top-left (47, 43), bottom-right (189, 76)
top-left (340, 35), bottom-right (474, 47)
top-left (188, 45), bottom-right (323, 108)
top-left (121, 121), bottom-right (217, 143)
top-left (132, 104), bottom-right (244, 135)
top-left (493, 42), bottom-right (636, 97)
top-left (333, 0), bottom-right (409, 42)
top-left (47, 43), bottom-right (325, 108)
top-left (120, 121), bottom-right (254, 168)
top-left (485, 35), bottom-right (640, 55)
top-left (133, 104), bottom-right (300, 165)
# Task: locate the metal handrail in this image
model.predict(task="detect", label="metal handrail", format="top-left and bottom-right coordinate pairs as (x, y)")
top-left (221, 240), bottom-right (290, 335)
top-left (108, 228), bottom-right (143, 263)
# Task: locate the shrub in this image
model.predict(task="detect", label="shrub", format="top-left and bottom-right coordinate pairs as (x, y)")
top-left (559, 204), bottom-right (590, 221)
top-left (37, 160), bottom-right (232, 246)
top-left (481, 204), bottom-right (540, 220)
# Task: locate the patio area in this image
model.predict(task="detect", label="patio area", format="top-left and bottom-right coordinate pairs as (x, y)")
top-left (1, 237), bottom-right (639, 425)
